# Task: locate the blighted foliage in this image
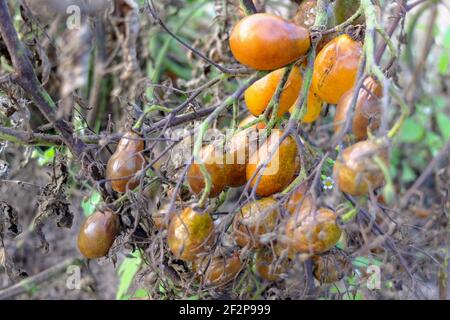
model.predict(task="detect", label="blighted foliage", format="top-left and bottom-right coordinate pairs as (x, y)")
top-left (34, 155), bottom-right (72, 252)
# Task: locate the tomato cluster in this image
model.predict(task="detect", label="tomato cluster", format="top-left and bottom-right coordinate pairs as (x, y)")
top-left (76, 4), bottom-right (390, 288)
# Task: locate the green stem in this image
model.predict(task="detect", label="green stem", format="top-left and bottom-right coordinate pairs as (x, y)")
top-left (340, 208), bottom-right (358, 223)
top-left (387, 86), bottom-right (410, 139)
top-left (133, 105), bottom-right (172, 131)
top-left (282, 167), bottom-right (308, 195)
top-left (325, 5), bottom-right (363, 35)
top-left (239, 0), bottom-right (257, 15)
top-left (231, 101), bottom-right (238, 132)
top-left (265, 64), bottom-right (294, 132)
top-left (373, 155), bottom-right (395, 205)
top-left (289, 0), bottom-right (328, 123)
top-left (361, 0), bottom-right (388, 80)
top-left (289, 58), bottom-right (314, 123)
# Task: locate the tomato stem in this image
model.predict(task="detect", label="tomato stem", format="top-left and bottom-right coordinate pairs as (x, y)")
top-left (340, 208), bottom-right (357, 223)
top-left (373, 155), bottom-right (395, 205)
top-left (239, 0), bottom-right (257, 16)
top-left (387, 86), bottom-right (410, 139)
top-left (133, 105), bottom-right (171, 131)
top-left (265, 64), bottom-right (294, 133)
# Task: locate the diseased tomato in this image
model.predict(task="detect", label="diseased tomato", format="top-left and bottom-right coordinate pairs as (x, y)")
top-left (106, 131), bottom-right (145, 193)
top-left (77, 210), bottom-right (120, 259)
top-left (255, 248), bottom-right (287, 281)
top-left (246, 130), bottom-right (298, 197)
top-left (286, 183), bottom-right (314, 215)
top-left (312, 250), bottom-right (351, 283)
top-left (285, 207), bottom-right (342, 254)
top-left (167, 207), bottom-right (215, 261)
top-left (333, 140), bottom-right (389, 196)
top-left (312, 34), bottom-right (362, 104)
top-left (233, 197), bottom-right (280, 248)
top-left (187, 144), bottom-right (229, 198)
top-left (230, 13), bottom-right (311, 70)
top-left (223, 129), bottom-right (260, 188)
top-left (193, 251), bottom-right (242, 286)
top-left (334, 77), bottom-right (383, 141)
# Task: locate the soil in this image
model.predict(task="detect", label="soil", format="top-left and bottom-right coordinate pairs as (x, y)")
top-left (0, 146), bottom-right (119, 300)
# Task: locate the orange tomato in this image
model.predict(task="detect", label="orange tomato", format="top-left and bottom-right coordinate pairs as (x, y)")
top-left (333, 140), bottom-right (389, 196)
top-left (233, 197), bottom-right (280, 248)
top-left (245, 66), bottom-right (303, 117)
top-left (187, 144), bottom-right (229, 198)
top-left (246, 130), bottom-right (298, 197)
top-left (255, 248), bottom-right (287, 281)
top-left (285, 207), bottom-right (342, 254)
top-left (334, 77), bottom-right (383, 141)
top-left (312, 34), bottom-right (362, 104)
top-left (193, 251), bottom-right (242, 286)
top-left (289, 88), bottom-right (323, 123)
top-left (230, 13), bottom-right (311, 70)
top-left (167, 207), bottom-right (215, 261)
top-left (106, 131), bottom-right (145, 193)
top-left (77, 210), bottom-right (120, 259)
top-left (285, 183), bottom-right (314, 215)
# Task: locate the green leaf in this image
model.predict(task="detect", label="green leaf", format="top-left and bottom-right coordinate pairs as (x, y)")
top-left (353, 256), bottom-right (382, 268)
top-left (132, 289), bottom-right (150, 299)
top-left (426, 131), bottom-right (444, 156)
top-left (31, 147), bottom-right (56, 166)
top-left (116, 251), bottom-right (142, 300)
top-left (81, 191), bottom-right (102, 217)
top-left (437, 113), bottom-right (450, 140)
top-left (397, 118), bottom-right (425, 143)
top-left (438, 54), bottom-right (449, 75)
top-left (401, 165), bottom-right (416, 183)
top-left (433, 96), bottom-right (446, 110)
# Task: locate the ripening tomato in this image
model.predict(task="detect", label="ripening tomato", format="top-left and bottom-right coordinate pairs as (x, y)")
top-left (289, 88), bottom-right (324, 123)
top-left (286, 183), bottom-right (314, 215)
top-left (255, 248), bottom-right (287, 281)
top-left (77, 210), bottom-right (120, 259)
top-left (246, 130), bottom-right (298, 197)
top-left (193, 251), bottom-right (242, 286)
top-left (312, 34), bottom-right (362, 104)
top-left (285, 207), bottom-right (342, 254)
top-left (223, 129), bottom-right (263, 188)
top-left (187, 144), bottom-right (229, 198)
top-left (167, 207), bottom-right (215, 261)
top-left (312, 250), bottom-right (351, 283)
top-left (245, 66), bottom-right (303, 117)
top-left (106, 131), bottom-right (145, 193)
top-left (333, 140), bottom-right (389, 196)
top-left (334, 77), bottom-right (383, 141)
top-left (233, 197), bottom-right (280, 248)
top-left (230, 13), bottom-right (311, 70)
